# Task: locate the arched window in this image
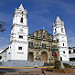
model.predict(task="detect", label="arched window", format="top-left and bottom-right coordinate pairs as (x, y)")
top-left (61, 28), bottom-right (63, 32)
top-left (69, 50), bottom-right (71, 54)
top-left (63, 43), bottom-right (64, 46)
top-left (21, 17), bottom-right (23, 23)
top-left (55, 28), bottom-right (56, 33)
top-left (42, 43), bottom-right (46, 48)
top-left (28, 42), bottom-right (33, 48)
top-left (63, 51), bottom-right (65, 54)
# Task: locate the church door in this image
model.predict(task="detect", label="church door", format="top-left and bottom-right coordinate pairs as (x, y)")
top-left (28, 52), bottom-right (33, 62)
top-left (41, 52), bottom-right (47, 62)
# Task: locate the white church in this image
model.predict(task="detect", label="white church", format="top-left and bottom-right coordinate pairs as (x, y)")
top-left (0, 4), bottom-right (28, 62)
top-left (0, 4), bottom-right (69, 62)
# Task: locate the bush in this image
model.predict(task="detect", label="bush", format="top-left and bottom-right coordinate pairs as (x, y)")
top-left (44, 62), bottom-right (54, 66)
top-left (54, 61), bottom-right (60, 69)
top-left (63, 63), bottom-right (72, 68)
top-left (44, 61), bottom-right (72, 69)
top-left (44, 61), bottom-right (60, 69)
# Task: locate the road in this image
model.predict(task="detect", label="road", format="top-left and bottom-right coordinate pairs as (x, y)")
top-left (0, 68), bottom-right (75, 75)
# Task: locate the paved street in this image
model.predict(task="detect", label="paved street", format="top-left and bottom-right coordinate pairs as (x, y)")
top-left (0, 68), bottom-right (75, 75)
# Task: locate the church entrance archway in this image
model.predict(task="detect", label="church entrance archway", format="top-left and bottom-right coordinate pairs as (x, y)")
top-left (41, 52), bottom-right (47, 62)
top-left (28, 52), bottom-right (33, 62)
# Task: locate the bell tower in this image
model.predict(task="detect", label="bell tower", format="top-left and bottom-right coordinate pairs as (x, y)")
top-left (53, 16), bottom-right (69, 61)
top-left (7, 4), bottom-right (28, 61)
top-left (13, 4), bottom-right (28, 26)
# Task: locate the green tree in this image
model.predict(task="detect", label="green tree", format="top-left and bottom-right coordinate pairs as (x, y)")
top-left (0, 20), bottom-right (6, 32)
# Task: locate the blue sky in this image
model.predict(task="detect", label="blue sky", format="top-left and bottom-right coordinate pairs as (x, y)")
top-left (0, 0), bottom-right (75, 50)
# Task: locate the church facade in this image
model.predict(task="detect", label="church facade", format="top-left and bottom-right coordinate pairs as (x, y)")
top-left (28, 28), bottom-right (58, 63)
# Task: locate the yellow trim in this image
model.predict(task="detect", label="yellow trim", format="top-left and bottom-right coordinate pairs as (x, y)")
top-left (0, 66), bottom-right (54, 69)
top-left (72, 65), bottom-right (75, 67)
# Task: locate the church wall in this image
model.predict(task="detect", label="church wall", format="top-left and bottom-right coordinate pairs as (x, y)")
top-left (0, 48), bottom-right (9, 62)
top-left (58, 47), bottom-right (69, 61)
top-left (11, 25), bottom-right (28, 41)
top-left (9, 41), bottom-right (28, 61)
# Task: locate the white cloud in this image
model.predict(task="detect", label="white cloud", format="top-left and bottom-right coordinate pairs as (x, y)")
top-left (67, 30), bottom-right (75, 47)
top-left (68, 37), bottom-right (75, 47)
